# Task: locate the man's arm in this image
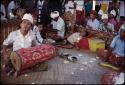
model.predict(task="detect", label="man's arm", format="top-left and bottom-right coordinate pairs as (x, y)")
top-left (2, 32), bottom-right (14, 61)
top-left (107, 36), bottom-right (117, 56)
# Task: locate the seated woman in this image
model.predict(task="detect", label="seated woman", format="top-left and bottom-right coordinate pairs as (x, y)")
top-left (97, 27), bottom-right (125, 70)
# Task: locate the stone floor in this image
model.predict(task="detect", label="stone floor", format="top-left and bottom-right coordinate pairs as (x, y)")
top-left (1, 48), bottom-right (112, 84)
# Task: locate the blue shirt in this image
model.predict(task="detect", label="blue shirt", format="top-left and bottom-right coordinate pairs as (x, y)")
top-left (87, 19), bottom-right (100, 30)
top-left (110, 35), bottom-right (125, 57)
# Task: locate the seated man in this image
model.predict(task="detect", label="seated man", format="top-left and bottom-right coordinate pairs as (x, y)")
top-left (97, 26), bottom-right (125, 70)
top-left (2, 13), bottom-right (46, 76)
top-left (86, 10), bottom-right (100, 30)
top-left (49, 11), bottom-right (65, 42)
top-left (99, 14), bottom-right (114, 33)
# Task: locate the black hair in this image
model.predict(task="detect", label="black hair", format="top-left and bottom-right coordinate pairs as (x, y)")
top-left (120, 16), bottom-right (125, 21)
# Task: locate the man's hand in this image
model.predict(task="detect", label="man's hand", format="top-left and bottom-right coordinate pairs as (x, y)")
top-left (2, 45), bottom-right (10, 63)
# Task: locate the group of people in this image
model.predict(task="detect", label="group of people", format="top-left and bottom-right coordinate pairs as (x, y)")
top-left (1, 0), bottom-right (125, 76)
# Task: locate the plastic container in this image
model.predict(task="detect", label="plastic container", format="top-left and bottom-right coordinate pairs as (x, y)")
top-left (88, 38), bottom-right (105, 52)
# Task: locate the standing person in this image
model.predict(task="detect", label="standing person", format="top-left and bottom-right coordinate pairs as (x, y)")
top-left (48, 0), bottom-right (63, 15)
top-left (119, 1), bottom-right (125, 17)
top-left (7, 0), bottom-right (19, 19)
top-left (20, 0), bottom-right (36, 13)
top-left (40, 0), bottom-right (51, 27)
top-left (74, 0), bottom-right (85, 25)
top-left (84, 0), bottom-right (92, 17)
top-left (65, 0), bottom-right (75, 14)
top-left (108, 1), bottom-right (118, 19)
top-left (64, 0), bottom-right (76, 27)
top-left (0, 0), bottom-right (7, 21)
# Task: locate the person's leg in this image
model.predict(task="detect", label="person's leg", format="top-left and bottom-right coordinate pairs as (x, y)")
top-left (109, 55), bottom-right (125, 69)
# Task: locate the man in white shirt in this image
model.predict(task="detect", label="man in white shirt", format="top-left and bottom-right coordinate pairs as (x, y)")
top-left (87, 10), bottom-right (100, 30)
top-left (2, 13), bottom-right (39, 75)
top-left (50, 11), bottom-right (65, 41)
top-left (3, 13), bottom-right (38, 52)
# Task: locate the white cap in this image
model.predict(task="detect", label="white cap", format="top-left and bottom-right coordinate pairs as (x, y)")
top-left (98, 10), bottom-right (104, 15)
top-left (50, 11), bottom-right (59, 19)
top-left (110, 10), bottom-right (116, 16)
top-left (22, 13), bottom-right (33, 24)
top-left (101, 14), bottom-right (108, 19)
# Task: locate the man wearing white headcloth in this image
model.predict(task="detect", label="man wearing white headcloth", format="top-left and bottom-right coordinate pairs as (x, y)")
top-left (50, 11), bottom-right (65, 41)
top-left (99, 14), bottom-right (114, 32)
top-left (2, 13), bottom-right (46, 76)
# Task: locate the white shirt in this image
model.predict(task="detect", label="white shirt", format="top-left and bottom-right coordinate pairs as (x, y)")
top-left (51, 17), bottom-right (65, 38)
top-left (87, 19), bottom-right (100, 30)
top-left (119, 1), bottom-right (125, 16)
top-left (74, 0), bottom-right (84, 11)
top-left (65, 1), bottom-right (75, 14)
top-left (3, 30), bottom-right (38, 51)
top-left (67, 32), bottom-right (82, 45)
top-left (7, 1), bottom-right (16, 19)
top-left (99, 22), bottom-right (114, 32)
top-left (0, 3), bottom-right (7, 21)
top-left (32, 25), bottom-right (43, 44)
top-left (1, 4), bottom-right (6, 17)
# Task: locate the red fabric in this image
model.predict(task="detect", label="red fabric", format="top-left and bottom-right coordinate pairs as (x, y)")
top-left (90, 10), bottom-right (96, 15)
top-left (101, 71), bottom-right (118, 84)
top-left (17, 44), bottom-right (56, 71)
top-left (76, 10), bottom-right (85, 25)
top-left (78, 38), bottom-right (89, 49)
top-left (109, 54), bottom-right (125, 68)
top-left (97, 48), bottom-right (125, 68)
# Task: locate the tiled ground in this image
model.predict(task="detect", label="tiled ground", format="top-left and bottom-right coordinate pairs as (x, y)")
top-left (1, 48), bottom-right (111, 84)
